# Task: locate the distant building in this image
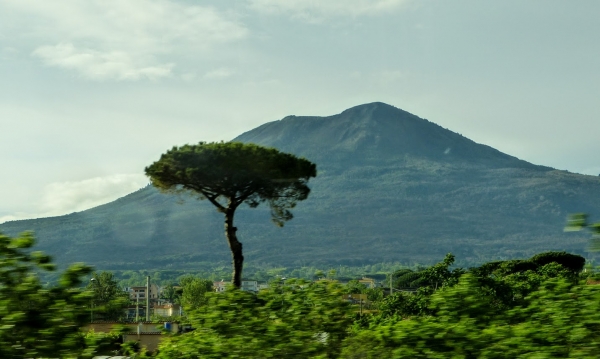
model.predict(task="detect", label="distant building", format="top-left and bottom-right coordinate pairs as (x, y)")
top-left (335, 277), bottom-right (352, 285)
top-left (213, 279), bottom-right (260, 293)
top-left (126, 283), bottom-right (161, 302)
top-left (343, 293), bottom-right (368, 304)
top-left (358, 277), bottom-right (378, 289)
top-left (154, 303), bottom-right (182, 317)
top-left (86, 321), bottom-right (179, 353)
top-left (213, 280), bottom-right (227, 292)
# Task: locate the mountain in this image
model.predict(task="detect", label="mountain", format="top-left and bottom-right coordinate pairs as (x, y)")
top-left (236, 102), bottom-right (537, 169)
top-left (1, 102), bottom-right (599, 269)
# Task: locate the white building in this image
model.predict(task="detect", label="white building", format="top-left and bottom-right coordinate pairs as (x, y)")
top-left (213, 280), bottom-right (227, 292)
top-left (125, 284), bottom-right (161, 301)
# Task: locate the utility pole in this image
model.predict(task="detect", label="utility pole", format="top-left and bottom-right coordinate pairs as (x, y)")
top-left (360, 296), bottom-right (363, 316)
top-left (146, 276), bottom-right (150, 321)
top-left (90, 278), bottom-right (96, 322)
top-left (389, 273), bottom-right (393, 296)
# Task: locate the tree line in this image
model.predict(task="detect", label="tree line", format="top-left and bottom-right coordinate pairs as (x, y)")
top-left (4, 229), bottom-right (600, 357)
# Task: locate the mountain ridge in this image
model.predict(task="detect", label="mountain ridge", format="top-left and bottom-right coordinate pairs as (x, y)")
top-left (1, 102), bottom-right (597, 269)
top-left (235, 102), bottom-right (548, 171)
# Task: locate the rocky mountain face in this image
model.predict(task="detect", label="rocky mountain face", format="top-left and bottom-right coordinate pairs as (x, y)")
top-left (1, 102), bottom-right (598, 269)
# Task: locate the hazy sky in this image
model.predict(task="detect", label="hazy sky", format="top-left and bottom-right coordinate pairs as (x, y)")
top-left (1, 0), bottom-right (599, 223)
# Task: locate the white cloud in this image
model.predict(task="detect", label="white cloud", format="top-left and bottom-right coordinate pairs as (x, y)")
top-left (248, 0), bottom-right (410, 21)
top-left (3, 0), bottom-right (248, 81)
top-left (39, 174), bottom-right (148, 215)
top-left (0, 174), bottom-right (148, 223)
top-left (33, 43), bottom-right (173, 81)
top-left (204, 67), bottom-right (234, 79)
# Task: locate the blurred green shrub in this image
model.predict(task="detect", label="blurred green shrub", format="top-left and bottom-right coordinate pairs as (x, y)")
top-left (0, 231), bottom-right (98, 358)
top-left (342, 275), bottom-right (600, 358)
top-left (157, 278), bottom-right (352, 358)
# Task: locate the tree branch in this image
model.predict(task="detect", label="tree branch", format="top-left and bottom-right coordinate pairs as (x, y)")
top-left (198, 189), bottom-right (226, 211)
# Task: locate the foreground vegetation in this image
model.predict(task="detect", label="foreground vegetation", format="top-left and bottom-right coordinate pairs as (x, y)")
top-left (4, 230), bottom-right (600, 358)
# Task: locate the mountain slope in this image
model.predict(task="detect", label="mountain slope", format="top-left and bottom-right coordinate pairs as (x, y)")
top-left (1, 102), bottom-right (598, 269)
top-left (236, 102), bottom-right (544, 170)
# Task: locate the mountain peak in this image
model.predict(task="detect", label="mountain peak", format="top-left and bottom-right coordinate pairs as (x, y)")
top-left (234, 102), bottom-right (540, 170)
top-left (1, 102), bottom-right (589, 271)
top-left (340, 101), bottom-right (405, 117)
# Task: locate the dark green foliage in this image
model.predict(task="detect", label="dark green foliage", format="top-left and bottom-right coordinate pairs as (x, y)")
top-left (380, 254), bottom-right (463, 318)
top-left (378, 252), bottom-right (583, 320)
top-left (476, 259), bottom-right (536, 276)
top-left (529, 251), bottom-right (585, 272)
top-left (342, 275), bottom-right (600, 358)
top-left (179, 276), bottom-right (214, 310)
top-left (392, 268), bottom-right (422, 289)
top-left (144, 141), bottom-right (316, 226)
top-left (160, 283), bottom-right (181, 303)
top-left (0, 231), bottom-right (99, 358)
top-left (343, 280), bottom-right (368, 294)
top-left (391, 254), bottom-right (463, 292)
top-left (152, 251), bottom-right (598, 358)
top-left (88, 271), bottom-right (130, 321)
top-left (474, 251), bottom-right (585, 276)
top-left (377, 287), bottom-right (434, 319)
top-left (0, 245), bottom-right (584, 358)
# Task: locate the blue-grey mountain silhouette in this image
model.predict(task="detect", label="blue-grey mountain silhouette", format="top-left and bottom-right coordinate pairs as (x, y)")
top-left (2, 102), bottom-right (598, 269)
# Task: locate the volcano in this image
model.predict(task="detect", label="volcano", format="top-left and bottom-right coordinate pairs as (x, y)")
top-left (2, 102), bottom-right (598, 269)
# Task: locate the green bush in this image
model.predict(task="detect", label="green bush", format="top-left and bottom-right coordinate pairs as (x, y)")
top-left (157, 279), bottom-right (352, 358)
top-left (0, 231), bottom-right (98, 358)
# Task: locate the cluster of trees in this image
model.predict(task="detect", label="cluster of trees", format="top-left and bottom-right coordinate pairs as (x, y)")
top-left (84, 273), bottom-right (216, 322)
top-left (154, 251), bottom-right (600, 358)
top-left (87, 271), bottom-right (130, 321)
top-left (110, 263), bottom-right (402, 288)
top-left (149, 249), bottom-right (600, 358)
top-left (4, 229), bottom-right (600, 357)
top-left (343, 276), bottom-right (600, 358)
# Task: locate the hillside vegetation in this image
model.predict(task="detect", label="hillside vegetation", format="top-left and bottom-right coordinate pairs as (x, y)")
top-left (1, 102), bottom-right (599, 270)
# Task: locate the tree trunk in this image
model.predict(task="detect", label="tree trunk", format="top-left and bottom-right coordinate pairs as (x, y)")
top-left (224, 207), bottom-right (244, 288)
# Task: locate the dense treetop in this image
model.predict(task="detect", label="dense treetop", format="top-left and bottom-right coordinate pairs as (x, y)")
top-left (145, 141), bottom-right (316, 225)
